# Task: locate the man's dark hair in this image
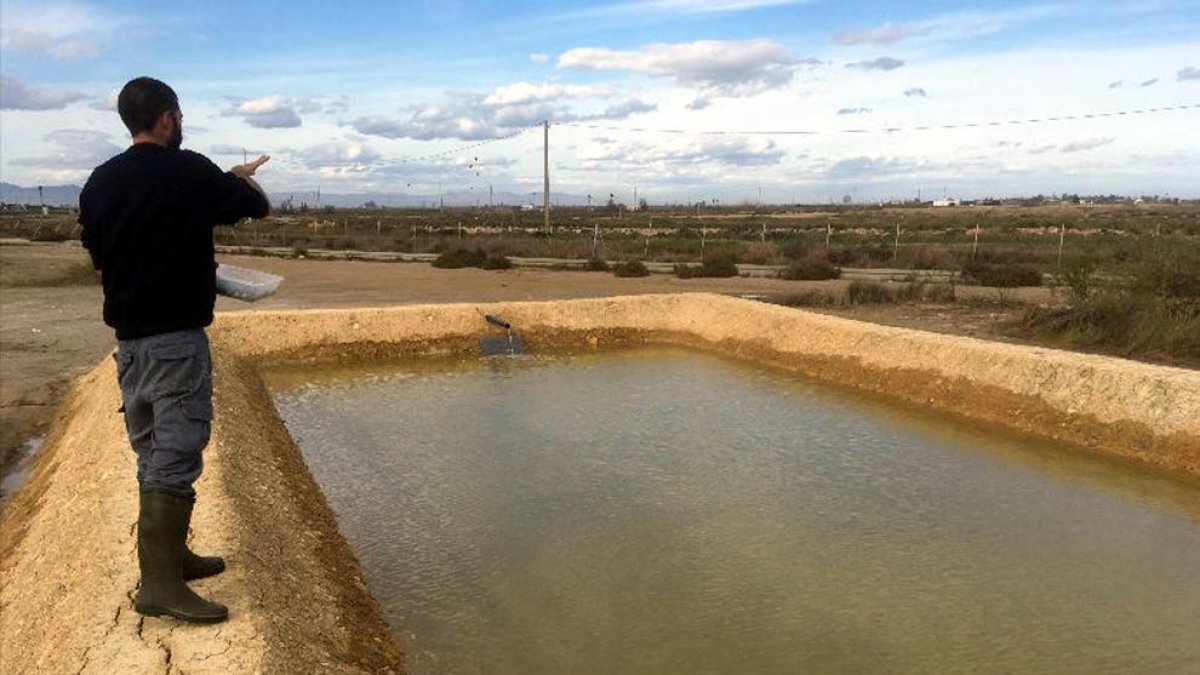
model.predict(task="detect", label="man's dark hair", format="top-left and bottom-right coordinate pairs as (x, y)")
top-left (117, 77), bottom-right (179, 137)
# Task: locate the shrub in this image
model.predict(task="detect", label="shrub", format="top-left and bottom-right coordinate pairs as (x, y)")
top-left (432, 248), bottom-right (486, 269)
top-left (583, 257), bottom-right (610, 272)
top-left (921, 281), bottom-right (957, 303)
top-left (700, 254), bottom-right (739, 277)
top-left (846, 281), bottom-right (897, 305)
top-left (962, 261), bottom-right (1043, 287)
top-left (770, 290), bottom-right (839, 307)
top-left (675, 254), bottom-right (738, 279)
top-left (673, 263), bottom-right (697, 279)
top-left (481, 253), bottom-right (513, 270)
top-left (31, 228), bottom-right (73, 242)
top-left (779, 258), bottom-right (840, 281)
top-left (826, 248), bottom-right (858, 266)
top-left (291, 243), bottom-right (309, 258)
top-left (1012, 291), bottom-right (1200, 363)
top-left (779, 239), bottom-right (809, 261)
top-left (1053, 258), bottom-right (1096, 306)
top-left (612, 260), bottom-right (650, 277)
top-left (1133, 245), bottom-right (1200, 299)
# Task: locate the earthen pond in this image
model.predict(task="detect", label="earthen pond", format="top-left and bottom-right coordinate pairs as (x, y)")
top-left (268, 348), bottom-right (1200, 674)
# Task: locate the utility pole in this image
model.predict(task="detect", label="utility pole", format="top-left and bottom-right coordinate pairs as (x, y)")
top-left (1057, 222), bottom-right (1066, 268)
top-left (543, 120), bottom-right (550, 233)
top-left (489, 184), bottom-right (493, 207)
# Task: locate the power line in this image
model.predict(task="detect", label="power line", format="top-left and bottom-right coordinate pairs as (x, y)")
top-left (555, 103), bottom-right (1199, 137)
top-left (379, 124), bottom-right (539, 166)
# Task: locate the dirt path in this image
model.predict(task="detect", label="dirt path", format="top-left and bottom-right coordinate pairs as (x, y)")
top-left (1, 242), bottom-right (1045, 490)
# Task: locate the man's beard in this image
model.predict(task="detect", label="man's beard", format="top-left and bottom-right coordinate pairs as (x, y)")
top-left (168, 113), bottom-right (183, 150)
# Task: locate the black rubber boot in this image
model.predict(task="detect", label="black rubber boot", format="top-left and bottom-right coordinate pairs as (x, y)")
top-left (134, 489), bottom-right (229, 624)
top-left (182, 547), bottom-right (226, 582)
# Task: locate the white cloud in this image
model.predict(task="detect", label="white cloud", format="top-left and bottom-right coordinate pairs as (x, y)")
top-left (845, 57), bottom-right (905, 71)
top-left (834, 22), bottom-right (927, 46)
top-left (559, 39), bottom-right (815, 97)
top-left (1179, 66), bottom-right (1200, 81)
top-left (350, 85), bottom-right (656, 141)
top-left (0, 1), bottom-right (138, 61)
top-left (903, 87), bottom-right (927, 97)
top-left (483, 82), bottom-right (611, 106)
top-left (1139, 78), bottom-right (1158, 87)
top-left (9, 129), bottom-right (123, 181)
top-left (832, 6), bottom-right (1065, 47)
top-left (529, 53), bottom-right (550, 64)
top-left (599, 97), bottom-right (657, 118)
top-left (0, 74), bottom-right (87, 110)
top-left (578, 136), bottom-right (785, 172)
top-left (88, 87), bottom-right (120, 111)
top-left (210, 144), bottom-right (268, 156)
top-left (555, 0), bottom-right (804, 21)
top-left (221, 96), bottom-right (302, 128)
top-left (294, 140), bottom-right (381, 167)
top-left (837, 107), bottom-right (872, 115)
top-left (1060, 137), bottom-right (1115, 153)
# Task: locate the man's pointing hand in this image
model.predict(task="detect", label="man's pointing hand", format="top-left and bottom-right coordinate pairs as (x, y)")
top-left (231, 155), bottom-right (270, 179)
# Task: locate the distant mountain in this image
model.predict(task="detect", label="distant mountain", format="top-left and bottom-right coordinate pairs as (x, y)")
top-left (0, 181), bottom-right (597, 210)
top-left (268, 189), bottom-right (595, 209)
top-left (1, 183), bottom-right (82, 207)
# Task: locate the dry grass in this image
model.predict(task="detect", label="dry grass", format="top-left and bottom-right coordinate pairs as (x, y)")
top-left (1, 259), bottom-right (99, 287)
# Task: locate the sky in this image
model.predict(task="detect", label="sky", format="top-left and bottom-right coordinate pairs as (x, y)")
top-left (1, 0), bottom-right (1198, 203)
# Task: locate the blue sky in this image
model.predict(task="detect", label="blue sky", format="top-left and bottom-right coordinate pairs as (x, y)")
top-left (2, 0), bottom-right (1198, 202)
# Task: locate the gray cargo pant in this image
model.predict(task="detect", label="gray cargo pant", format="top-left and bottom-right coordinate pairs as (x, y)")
top-left (113, 328), bottom-right (213, 497)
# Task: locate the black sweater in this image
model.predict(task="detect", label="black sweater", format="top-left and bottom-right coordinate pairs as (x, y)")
top-left (79, 144), bottom-right (269, 339)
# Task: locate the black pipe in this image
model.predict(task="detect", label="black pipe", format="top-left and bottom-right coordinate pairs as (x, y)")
top-left (484, 314), bottom-right (511, 330)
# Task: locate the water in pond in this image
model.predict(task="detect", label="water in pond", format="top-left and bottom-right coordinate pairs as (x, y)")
top-left (269, 349), bottom-right (1200, 675)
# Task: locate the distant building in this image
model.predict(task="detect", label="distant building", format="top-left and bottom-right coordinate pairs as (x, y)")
top-left (932, 198), bottom-right (960, 207)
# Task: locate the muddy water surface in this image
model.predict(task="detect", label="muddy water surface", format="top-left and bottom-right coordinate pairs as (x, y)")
top-left (269, 349), bottom-right (1200, 675)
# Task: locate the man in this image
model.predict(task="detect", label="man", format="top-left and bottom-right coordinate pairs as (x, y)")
top-left (79, 76), bottom-right (270, 624)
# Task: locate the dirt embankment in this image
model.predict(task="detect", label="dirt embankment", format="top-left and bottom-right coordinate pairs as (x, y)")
top-left (0, 347), bottom-right (402, 674)
top-left (211, 294), bottom-right (1199, 477)
top-left (4, 294), bottom-right (1198, 674)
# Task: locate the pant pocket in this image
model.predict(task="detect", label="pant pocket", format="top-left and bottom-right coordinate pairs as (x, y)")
top-left (113, 350), bottom-right (135, 411)
top-left (154, 393), bottom-right (213, 452)
top-left (147, 342), bottom-right (202, 399)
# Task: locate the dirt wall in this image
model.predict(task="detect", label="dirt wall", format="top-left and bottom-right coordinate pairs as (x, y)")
top-left (212, 293), bottom-right (1199, 475)
top-left (0, 350), bottom-right (402, 674)
top-left (3, 293), bottom-right (1197, 674)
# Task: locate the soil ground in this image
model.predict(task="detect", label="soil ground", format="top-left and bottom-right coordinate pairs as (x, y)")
top-left (0, 240), bottom-right (1050, 488)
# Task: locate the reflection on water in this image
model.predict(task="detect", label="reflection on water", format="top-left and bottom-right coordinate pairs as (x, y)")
top-left (270, 349), bottom-right (1200, 675)
top-left (1, 435), bottom-right (45, 503)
